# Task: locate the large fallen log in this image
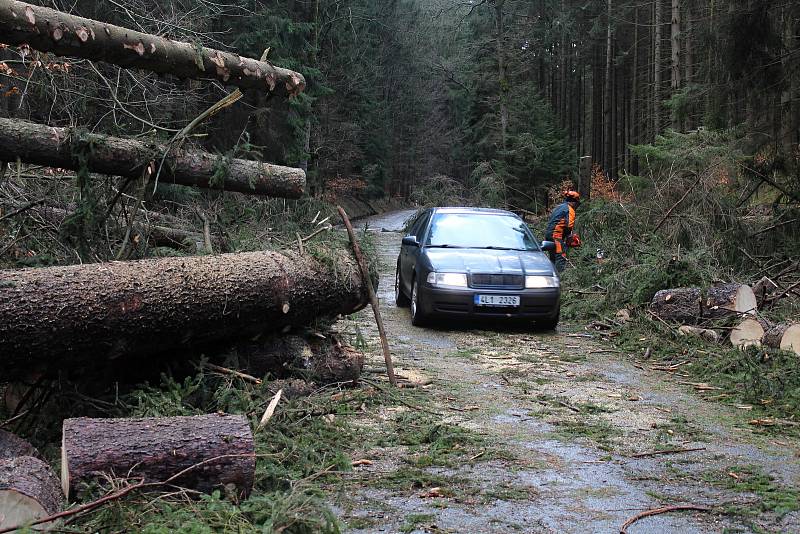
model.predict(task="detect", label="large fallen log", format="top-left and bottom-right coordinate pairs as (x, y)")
top-left (0, 250), bottom-right (368, 378)
top-left (702, 283), bottom-right (758, 320)
top-left (763, 323), bottom-right (800, 356)
top-left (0, 456), bottom-right (64, 530)
top-left (0, 118), bottom-right (305, 197)
top-left (650, 288), bottom-right (702, 323)
top-left (0, 0), bottom-right (305, 97)
top-left (62, 414), bottom-right (254, 500)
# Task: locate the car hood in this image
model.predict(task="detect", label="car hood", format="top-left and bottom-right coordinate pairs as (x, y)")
top-left (423, 248), bottom-right (555, 276)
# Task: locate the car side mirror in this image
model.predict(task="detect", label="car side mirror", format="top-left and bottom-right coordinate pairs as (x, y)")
top-left (402, 236), bottom-right (420, 247)
top-left (540, 240), bottom-right (555, 252)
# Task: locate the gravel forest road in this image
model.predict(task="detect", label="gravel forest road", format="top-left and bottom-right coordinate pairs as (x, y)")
top-left (330, 209), bottom-right (800, 534)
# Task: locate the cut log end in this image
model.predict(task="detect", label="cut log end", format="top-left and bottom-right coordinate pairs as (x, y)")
top-left (764, 323), bottom-right (800, 356)
top-left (0, 456), bottom-right (64, 530)
top-left (704, 283), bottom-right (758, 320)
top-left (730, 318), bottom-right (765, 349)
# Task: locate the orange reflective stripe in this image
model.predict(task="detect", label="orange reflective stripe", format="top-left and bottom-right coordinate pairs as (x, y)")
top-left (568, 206), bottom-right (575, 232)
top-left (554, 240), bottom-right (563, 254)
top-left (553, 220), bottom-right (566, 240)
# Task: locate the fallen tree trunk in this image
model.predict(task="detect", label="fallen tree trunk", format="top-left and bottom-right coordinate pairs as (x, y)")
top-left (0, 430), bottom-right (38, 460)
top-left (0, 118), bottom-right (305, 198)
top-left (0, 250), bottom-right (368, 378)
top-left (729, 318), bottom-right (766, 349)
top-left (0, 0), bottom-right (305, 96)
top-left (236, 334), bottom-right (364, 385)
top-left (702, 283), bottom-right (758, 320)
top-left (650, 288), bottom-right (702, 323)
top-left (763, 323), bottom-right (800, 356)
top-left (0, 456), bottom-right (64, 530)
top-left (62, 414), bottom-right (254, 500)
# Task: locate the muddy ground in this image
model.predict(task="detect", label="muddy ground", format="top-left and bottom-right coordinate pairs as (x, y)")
top-left (326, 209), bottom-right (800, 534)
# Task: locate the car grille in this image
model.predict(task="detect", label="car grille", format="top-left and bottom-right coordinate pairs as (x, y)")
top-left (470, 274), bottom-right (524, 289)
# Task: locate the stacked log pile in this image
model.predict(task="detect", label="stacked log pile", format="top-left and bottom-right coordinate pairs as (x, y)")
top-left (650, 282), bottom-right (800, 356)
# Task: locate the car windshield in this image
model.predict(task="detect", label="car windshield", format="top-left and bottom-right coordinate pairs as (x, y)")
top-left (425, 212), bottom-right (539, 251)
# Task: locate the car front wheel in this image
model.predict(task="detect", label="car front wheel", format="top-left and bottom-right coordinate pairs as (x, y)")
top-left (410, 277), bottom-right (429, 326)
top-left (536, 306), bottom-right (560, 331)
top-left (395, 264), bottom-right (410, 307)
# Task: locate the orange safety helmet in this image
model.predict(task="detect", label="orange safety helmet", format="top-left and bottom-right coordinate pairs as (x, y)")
top-left (564, 190), bottom-right (581, 203)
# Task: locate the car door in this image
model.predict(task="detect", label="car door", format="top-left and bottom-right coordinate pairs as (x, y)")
top-left (400, 210), bottom-right (431, 292)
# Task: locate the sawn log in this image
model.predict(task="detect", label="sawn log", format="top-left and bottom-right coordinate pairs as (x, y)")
top-left (763, 323), bottom-right (800, 356)
top-left (0, 118), bottom-right (305, 198)
top-left (650, 288), bottom-right (702, 323)
top-left (0, 0), bottom-right (305, 96)
top-left (61, 414), bottom-right (254, 500)
top-left (0, 456), bottom-right (64, 530)
top-left (0, 250), bottom-right (368, 377)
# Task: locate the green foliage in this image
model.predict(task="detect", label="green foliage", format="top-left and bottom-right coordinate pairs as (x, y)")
top-left (60, 131), bottom-right (104, 260)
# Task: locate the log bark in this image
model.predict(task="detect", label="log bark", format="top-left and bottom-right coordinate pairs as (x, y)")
top-left (237, 334), bottom-right (364, 385)
top-left (61, 414), bottom-right (254, 501)
top-left (763, 323), bottom-right (800, 356)
top-left (0, 0), bottom-right (305, 97)
top-left (729, 318), bottom-right (766, 349)
top-left (702, 283), bottom-right (758, 320)
top-left (650, 287), bottom-right (702, 323)
top-left (0, 456), bottom-right (64, 530)
top-left (0, 118), bottom-right (305, 198)
top-left (0, 430), bottom-right (38, 461)
top-left (0, 250), bottom-right (368, 379)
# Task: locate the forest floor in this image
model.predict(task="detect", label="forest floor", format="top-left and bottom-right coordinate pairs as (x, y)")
top-left (325, 209), bottom-right (800, 534)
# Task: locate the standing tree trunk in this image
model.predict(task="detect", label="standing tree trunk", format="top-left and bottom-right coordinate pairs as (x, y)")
top-left (493, 0), bottom-right (509, 153)
top-left (684, 4), bottom-right (695, 130)
top-left (653, 0), bottom-right (663, 137)
top-left (603, 0), bottom-right (614, 176)
top-left (61, 414), bottom-right (255, 500)
top-left (671, 0), bottom-right (682, 130)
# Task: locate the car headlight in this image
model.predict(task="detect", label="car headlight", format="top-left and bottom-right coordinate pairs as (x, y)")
top-left (525, 275), bottom-right (559, 288)
top-left (427, 272), bottom-right (468, 288)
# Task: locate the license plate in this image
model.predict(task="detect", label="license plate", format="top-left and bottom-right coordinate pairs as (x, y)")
top-left (474, 294), bottom-right (520, 307)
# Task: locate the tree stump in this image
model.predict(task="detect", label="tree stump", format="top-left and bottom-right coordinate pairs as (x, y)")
top-left (702, 283), bottom-right (758, 320)
top-left (650, 288), bottom-right (702, 323)
top-left (729, 318), bottom-right (766, 349)
top-left (0, 456), bottom-right (64, 530)
top-left (763, 323), bottom-right (800, 356)
top-left (0, 430), bottom-right (38, 461)
top-left (61, 414), bottom-right (255, 501)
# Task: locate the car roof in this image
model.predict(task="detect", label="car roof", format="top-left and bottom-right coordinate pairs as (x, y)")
top-left (430, 207), bottom-right (518, 217)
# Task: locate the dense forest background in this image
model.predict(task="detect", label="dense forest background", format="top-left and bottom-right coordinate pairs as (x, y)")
top-left (2, 0), bottom-right (796, 206)
top-left (0, 0), bottom-right (798, 266)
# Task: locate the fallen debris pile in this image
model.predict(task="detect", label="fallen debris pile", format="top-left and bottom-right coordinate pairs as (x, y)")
top-left (649, 283), bottom-right (799, 355)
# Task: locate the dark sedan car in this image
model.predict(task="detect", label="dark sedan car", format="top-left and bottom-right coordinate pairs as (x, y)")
top-left (395, 207), bottom-right (561, 329)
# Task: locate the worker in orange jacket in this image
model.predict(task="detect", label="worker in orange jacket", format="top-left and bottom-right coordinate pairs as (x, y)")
top-left (544, 191), bottom-right (581, 273)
